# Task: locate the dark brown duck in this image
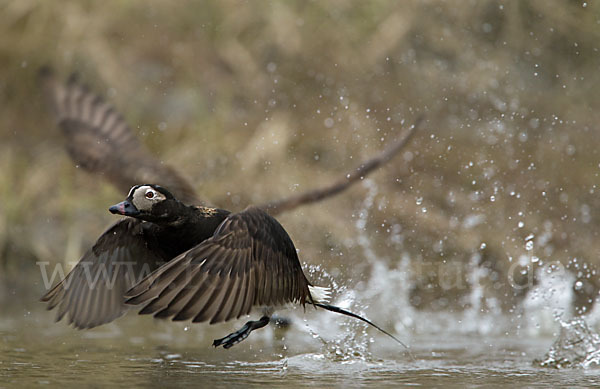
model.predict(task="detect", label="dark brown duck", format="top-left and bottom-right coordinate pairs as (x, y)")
top-left (42, 185), bottom-right (404, 349)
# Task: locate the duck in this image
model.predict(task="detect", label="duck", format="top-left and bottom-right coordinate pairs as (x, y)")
top-left (42, 184), bottom-right (405, 349)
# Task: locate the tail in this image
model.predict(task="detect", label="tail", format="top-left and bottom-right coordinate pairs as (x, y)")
top-left (314, 302), bottom-right (413, 356)
top-left (308, 285), bottom-right (332, 303)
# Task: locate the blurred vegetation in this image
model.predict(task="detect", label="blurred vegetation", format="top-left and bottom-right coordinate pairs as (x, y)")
top-left (1, 0), bottom-right (600, 317)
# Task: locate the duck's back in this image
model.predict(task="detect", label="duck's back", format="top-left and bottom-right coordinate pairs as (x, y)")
top-left (142, 206), bottom-right (231, 261)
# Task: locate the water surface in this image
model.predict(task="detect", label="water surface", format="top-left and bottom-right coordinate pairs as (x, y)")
top-left (2, 303), bottom-right (599, 388)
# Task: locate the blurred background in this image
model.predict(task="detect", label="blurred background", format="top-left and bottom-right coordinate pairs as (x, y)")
top-left (2, 0), bottom-right (600, 380)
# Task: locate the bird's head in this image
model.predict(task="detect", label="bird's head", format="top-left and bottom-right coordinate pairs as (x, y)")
top-left (109, 184), bottom-right (179, 222)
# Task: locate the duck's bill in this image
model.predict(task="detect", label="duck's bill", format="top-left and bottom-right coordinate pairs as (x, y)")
top-left (109, 200), bottom-right (140, 216)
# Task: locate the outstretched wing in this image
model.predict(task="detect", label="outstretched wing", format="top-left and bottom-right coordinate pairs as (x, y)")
top-left (38, 67), bottom-right (199, 205)
top-left (125, 206), bottom-right (311, 324)
top-left (41, 219), bottom-right (165, 329)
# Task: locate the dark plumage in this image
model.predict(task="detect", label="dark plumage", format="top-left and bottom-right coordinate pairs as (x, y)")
top-left (126, 206), bottom-right (312, 324)
top-left (42, 185), bottom-right (407, 350)
top-left (41, 185), bottom-right (317, 340)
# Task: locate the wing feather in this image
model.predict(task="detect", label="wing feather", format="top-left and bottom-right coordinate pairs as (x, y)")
top-left (220, 275), bottom-right (243, 323)
top-left (40, 219), bottom-right (164, 329)
top-left (125, 206), bottom-right (311, 324)
top-left (143, 264), bottom-right (205, 317)
top-left (38, 67), bottom-right (198, 204)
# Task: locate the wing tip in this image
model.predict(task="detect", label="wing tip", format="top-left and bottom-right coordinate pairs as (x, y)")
top-left (138, 303), bottom-right (157, 316)
top-left (124, 293), bottom-right (146, 306)
top-left (40, 280), bottom-right (65, 303)
top-left (124, 283), bottom-right (148, 302)
top-left (171, 313), bottom-right (189, 321)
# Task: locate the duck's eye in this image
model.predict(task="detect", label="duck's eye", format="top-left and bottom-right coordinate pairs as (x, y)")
top-left (145, 190), bottom-right (155, 199)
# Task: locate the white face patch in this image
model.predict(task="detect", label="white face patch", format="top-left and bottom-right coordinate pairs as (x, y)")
top-left (131, 185), bottom-right (167, 211)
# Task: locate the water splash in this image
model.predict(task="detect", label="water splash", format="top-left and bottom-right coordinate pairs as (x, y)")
top-left (303, 263), bottom-right (374, 361)
top-left (354, 178), bottom-right (379, 264)
top-left (297, 179), bottom-right (385, 361)
top-left (521, 263), bottom-right (575, 336)
top-left (536, 317), bottom-right (600, 369)
top-left (304, 318), bottom-right (374, 362)
top-left (302, 208), bottom-right (415, 362)
top-left (520, 263), bottom-right (600, 368)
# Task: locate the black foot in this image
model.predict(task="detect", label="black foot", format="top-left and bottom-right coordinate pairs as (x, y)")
top-left (213, 316), bottom-right (270, 349)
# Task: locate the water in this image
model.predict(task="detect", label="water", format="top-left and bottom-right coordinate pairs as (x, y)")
top-left (7, 226), bottom-right (600, 384)
top-left (3, 290), bottom-right (600, 387)
top-left (0, 320), bottom-right (598, 388)
top-left (4, 251), bottom-right (600, 387)
top-left (537, 317), bottom-right (600, 369)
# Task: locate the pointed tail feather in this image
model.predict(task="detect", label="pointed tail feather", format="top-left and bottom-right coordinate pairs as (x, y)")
top-left (314, 302), bottom-right (413, 358)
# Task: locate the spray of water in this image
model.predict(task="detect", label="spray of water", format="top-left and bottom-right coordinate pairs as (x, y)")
top-left (291, 178), bottom-right (600, 368)
top-left (522, 263), bottom-right (600, 368)
top-left (536, 317), bottom-right (600, 368)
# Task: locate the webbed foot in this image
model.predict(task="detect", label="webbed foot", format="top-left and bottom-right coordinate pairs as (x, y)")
top-left (213, 316), bottom-right (270, 349)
